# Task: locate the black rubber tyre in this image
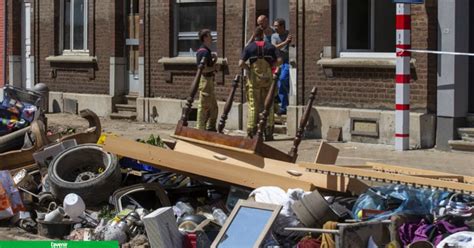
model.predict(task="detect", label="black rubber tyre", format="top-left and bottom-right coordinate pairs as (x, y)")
top-left (48, 144), bottom-right (121, 206)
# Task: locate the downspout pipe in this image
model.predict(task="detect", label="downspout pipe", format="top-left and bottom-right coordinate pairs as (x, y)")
top-left (3, 0), bottom-right (7, 85)
top-left (240, 0), bottom-right (247, 130)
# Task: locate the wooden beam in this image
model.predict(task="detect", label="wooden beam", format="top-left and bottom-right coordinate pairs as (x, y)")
top-left (366, 162), bottom-right (474, 184)
top-left (300, 162), bottom-right (474, 193)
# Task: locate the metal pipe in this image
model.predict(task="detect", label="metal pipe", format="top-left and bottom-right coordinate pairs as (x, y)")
top-left (3, 0), bottom-right (7, 85)
top-left (284, 227), bottom-right (340, 235)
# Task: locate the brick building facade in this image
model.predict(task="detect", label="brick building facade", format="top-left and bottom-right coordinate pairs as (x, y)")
top-left (3, 0), bottom-right (474, 149)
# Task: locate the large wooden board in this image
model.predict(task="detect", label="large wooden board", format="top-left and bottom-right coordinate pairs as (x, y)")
top-left (103, 136), bottom-right (351, 192)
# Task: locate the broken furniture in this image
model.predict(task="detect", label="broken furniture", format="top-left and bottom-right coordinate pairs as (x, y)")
top-left (1, 109), bottom-right (102, 172)
top-left (103, 134), bottom-right (474, 195)
top-left (211, 199), bottom-right (282, 248)
top-left (174, 61), bottom-right (318, 163)
top-left (103, 136), bottom-right (353, 193)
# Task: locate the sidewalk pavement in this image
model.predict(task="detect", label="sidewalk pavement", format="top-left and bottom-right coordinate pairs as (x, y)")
top-left (47, 113), bottom-right (474, 176)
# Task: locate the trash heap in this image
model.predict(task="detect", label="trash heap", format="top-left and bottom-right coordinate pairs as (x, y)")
top-left (0, 104), bottom-right (473, 248)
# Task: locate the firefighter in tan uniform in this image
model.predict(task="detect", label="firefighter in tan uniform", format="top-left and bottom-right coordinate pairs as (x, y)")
top-left (239, 27), bottom-right (282, 140)
top-left (196, 29), bottom-right (218, 131)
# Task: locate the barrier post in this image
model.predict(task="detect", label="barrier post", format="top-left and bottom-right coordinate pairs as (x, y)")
top-left (395, 3), bottom-right (411, 151)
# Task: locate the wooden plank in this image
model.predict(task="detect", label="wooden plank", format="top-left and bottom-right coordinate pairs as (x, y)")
top-left (174, 124), bottom-right (258, 151)
top-left (300, 162), bottom-right (474, 193)
top-left (103, 136), bottom-right (330, 191)
top-left (366, 162), bottom-right (474, 184)
top-left (314, 141), bottom-right (339, 165)
top-left (173, 140), bottom-right (350, 192)
top-left (173, 128), bottom-right (294, 162)
top-left (172, 134), bottom-right (256, 155)
top-left (0, 148), bottom-right (37, 171)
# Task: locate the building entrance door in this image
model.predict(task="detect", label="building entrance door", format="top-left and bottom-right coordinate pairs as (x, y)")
top-left (21, 1), bottom-right (33, 89)
top-left (126, 0), bottom-right (139, 94)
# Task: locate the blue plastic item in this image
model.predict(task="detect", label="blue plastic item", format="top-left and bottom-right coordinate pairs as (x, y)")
top-left (119, 157), bottom-right (161, 173)
top-left (352, 185), bottom-right (451, 220)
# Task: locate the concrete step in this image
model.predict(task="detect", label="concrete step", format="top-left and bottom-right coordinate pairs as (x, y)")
top-left (274, 114), bottom-right (287, 125)
top-left (110, 112), bottom-right (137, 121)
top-left (126, 94), bottom-right (138, 105)
top-left (115, 104), bottom-right (137, 112)
top-left (462, 136), bottom-right (474, 142)
top-left (467, 113), bottom-right (474, 127)
top-left (449, 140), bottom-right (474, 152)
top-left (274, 124), bottom-right (287, 134)
top-left (458, 128), bottom-right (474, 138)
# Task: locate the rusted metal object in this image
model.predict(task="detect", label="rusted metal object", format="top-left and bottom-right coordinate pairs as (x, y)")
top-left (55, 109), bottom-right (102, 144)
top-left (289, 86), bottom-right (317, 162)
top-left (218, 74), bottom-right (240, 133)
top-left (179, 57), bottom-right (207, 127)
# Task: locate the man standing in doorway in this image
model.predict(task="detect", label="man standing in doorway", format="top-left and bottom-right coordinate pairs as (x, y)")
top-left (272, 18), bottom-right (292, 115)
top-left (196, 29), bottom-right (218, 131)
top-left (247, 15), bottom-right (275, 45)
top-left (240, 27), bottom-right (282, 140)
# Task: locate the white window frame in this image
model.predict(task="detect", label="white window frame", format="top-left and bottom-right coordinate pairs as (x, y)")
top-left (59, 0), bottom-right (89, 55)
top-left (337, 0), bottom-right (395, 59)
top-left (174, 0), bottom-right (217, 57)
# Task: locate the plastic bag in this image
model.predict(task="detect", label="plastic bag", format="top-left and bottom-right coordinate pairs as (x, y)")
top-left (352, 185), bottom-right (450, 220)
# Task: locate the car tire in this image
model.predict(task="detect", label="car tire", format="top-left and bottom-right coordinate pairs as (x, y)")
top-left (48, 144), bottom-right (121, 206)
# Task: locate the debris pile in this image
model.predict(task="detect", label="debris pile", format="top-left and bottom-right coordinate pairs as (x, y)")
top-left (0, 85), bottom-right (473, 248)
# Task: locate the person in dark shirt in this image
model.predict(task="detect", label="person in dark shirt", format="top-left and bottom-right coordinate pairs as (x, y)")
top-left (239, 27), bottom-right (282, 140)
top-left (195, 29), bottom-right (218, 131)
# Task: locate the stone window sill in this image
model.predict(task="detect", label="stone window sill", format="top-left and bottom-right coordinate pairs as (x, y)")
top-left (317, 57), bottom-right (416, 69)
top-left (46, 55), bottom-right (97, 64)
top-left (158, 56), bottom-right (228, 66)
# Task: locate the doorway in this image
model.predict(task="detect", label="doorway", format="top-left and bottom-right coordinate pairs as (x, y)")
top-left (21, 1), bottom-right (33, 89)
top-left (126, 0), bottom-right (139, 94)
top-left (256, 0), bottom-right (290, 26)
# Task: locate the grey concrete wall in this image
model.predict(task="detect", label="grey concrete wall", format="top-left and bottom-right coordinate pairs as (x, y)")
top-left (437, 0), bottom-right (470, 118)
top-left (287, 106), bottom-right (436, 149)
top-left (436, 0), bottom-right (471, 150)
top-left (49, 92), bottom-right (113, 117)
top-left (136, 97), bottom-right (244, 130)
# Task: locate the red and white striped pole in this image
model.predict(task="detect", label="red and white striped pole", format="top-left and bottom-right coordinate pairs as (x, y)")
top-left (395, 3), bottom-right (411, 151)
